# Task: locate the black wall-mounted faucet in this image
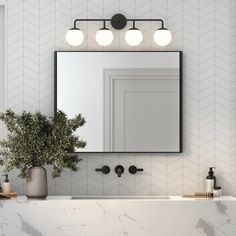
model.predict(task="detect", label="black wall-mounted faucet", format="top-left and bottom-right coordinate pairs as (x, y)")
top-left (95, 165), bottom-right (110, 174)
top-left (128, 165), bottom-right (144, 174)
top-left (115, 165), bottom-right (124, 177)
top-left (96, 165), bottom-right (143, 177)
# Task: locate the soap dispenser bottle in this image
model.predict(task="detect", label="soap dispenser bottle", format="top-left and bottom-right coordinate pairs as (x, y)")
top-left (1, 174), bottom-right (11, 194)
top-left (206, 167), bottom-right (216, 193)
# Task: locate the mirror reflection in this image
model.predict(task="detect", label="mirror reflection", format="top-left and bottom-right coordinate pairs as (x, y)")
top-left (56, 52), bottom-right (181, 152)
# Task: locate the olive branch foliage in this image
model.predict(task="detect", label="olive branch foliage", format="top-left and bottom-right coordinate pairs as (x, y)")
top-left (0, 110), bottom-right (86, 178)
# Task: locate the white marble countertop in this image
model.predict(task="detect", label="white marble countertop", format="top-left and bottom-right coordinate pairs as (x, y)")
top-left (4, 195), bottom-right (236, 202)
top-left (1, 195), bottom-right (236, 236)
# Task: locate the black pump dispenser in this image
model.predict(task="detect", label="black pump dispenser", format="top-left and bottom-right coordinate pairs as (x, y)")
top-left (206, 167), bottom-right (216, 188)
top-left (208, 167), bottom-right (214, 176)
top-left (2, 174), bottom-right (9, 183)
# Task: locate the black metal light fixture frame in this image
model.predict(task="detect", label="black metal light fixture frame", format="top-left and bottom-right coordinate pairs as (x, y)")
top-left (71, 13), bottom-right (165, 30)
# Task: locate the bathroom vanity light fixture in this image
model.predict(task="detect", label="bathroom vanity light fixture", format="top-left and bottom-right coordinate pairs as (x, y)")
top-left (66, 13), bottom-right (172, 47)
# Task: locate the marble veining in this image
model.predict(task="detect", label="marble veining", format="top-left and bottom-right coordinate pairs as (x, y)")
top-left (196, 219), bottom-right (216, 236)
top-left (0, 196), bottom-right (236, 236)
top-left (215, 201), bottom-right (228, 216)
top-left (18, 214), bottom-right (43, 236)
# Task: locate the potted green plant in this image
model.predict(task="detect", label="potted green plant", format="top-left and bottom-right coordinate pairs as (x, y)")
top-left (0, 110), bottom-right (86, 198)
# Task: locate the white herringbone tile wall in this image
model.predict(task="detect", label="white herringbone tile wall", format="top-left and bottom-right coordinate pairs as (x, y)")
top-left (0, 5), bottom-right (4, 141)
top-left (1, 0), bottom-right (236, 196)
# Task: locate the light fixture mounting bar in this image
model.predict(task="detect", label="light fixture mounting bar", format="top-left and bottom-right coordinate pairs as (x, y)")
top-left (72, 13), bottom-right (165, 30)
top-left (126, 19), bottom-right (164, 29)
top-left (73, 19), bottom-right (110, 28)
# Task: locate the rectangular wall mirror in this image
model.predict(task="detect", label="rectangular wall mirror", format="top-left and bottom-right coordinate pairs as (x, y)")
top-left (55, 51), bottom-right (182, 153)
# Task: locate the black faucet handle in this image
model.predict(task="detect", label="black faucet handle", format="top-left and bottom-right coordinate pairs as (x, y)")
top-left (114, 165), bottom-right (125, 177)
top-left (128, 165), bottom-right (144, 174)
top-left (95, 165), bottom-right (110, 174)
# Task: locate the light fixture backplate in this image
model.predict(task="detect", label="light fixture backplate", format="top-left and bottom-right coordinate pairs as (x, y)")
top-left (111, 14), bottom-right (127, 30)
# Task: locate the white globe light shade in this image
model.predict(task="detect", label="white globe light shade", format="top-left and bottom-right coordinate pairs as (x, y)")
top-left (96, 28), bottom-right (113, 46)
top-left (154, 28), bottom-right (172, 46)
top-left (125, 28), bottom-right (143, 46)
top-left (66, 28), bottom-right (84, 46)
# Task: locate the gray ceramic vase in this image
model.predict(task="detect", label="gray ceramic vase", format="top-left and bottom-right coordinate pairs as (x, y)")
top-left (25, 166), bottom-right (48, 199)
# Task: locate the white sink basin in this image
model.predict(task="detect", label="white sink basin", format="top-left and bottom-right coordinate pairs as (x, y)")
top-left (71, 195), bottom-right (170, 200)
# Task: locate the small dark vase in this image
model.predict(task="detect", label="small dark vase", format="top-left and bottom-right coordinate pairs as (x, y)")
top-left (25, 165), bottom-right (48, 199)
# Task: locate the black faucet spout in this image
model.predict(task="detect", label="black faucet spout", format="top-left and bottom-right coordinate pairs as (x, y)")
top-left (115, 165), bottom-right (124, 177)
